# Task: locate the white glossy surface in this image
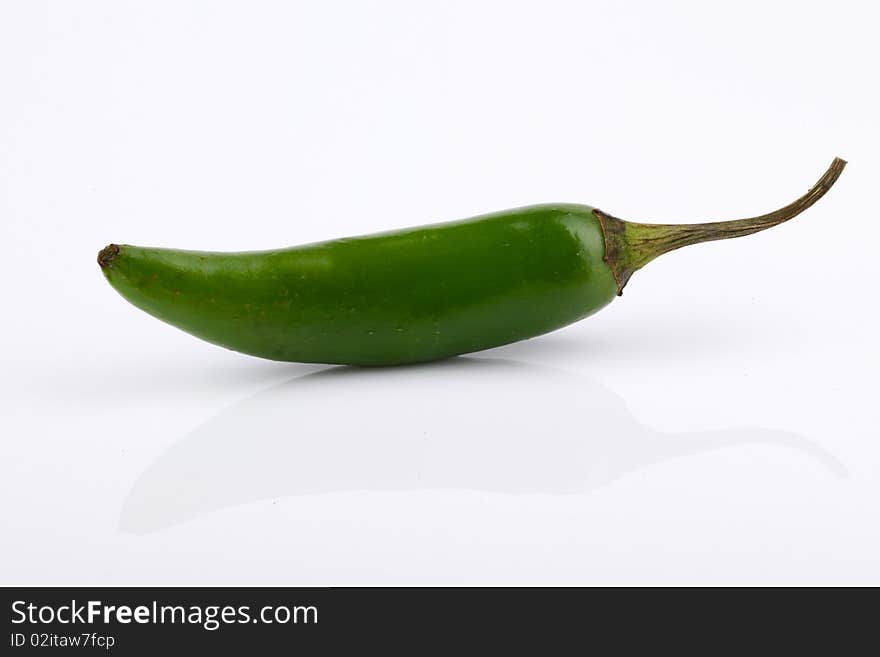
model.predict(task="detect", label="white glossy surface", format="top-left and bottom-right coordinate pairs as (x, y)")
top-left (1, 0), bottom-right (878, 585)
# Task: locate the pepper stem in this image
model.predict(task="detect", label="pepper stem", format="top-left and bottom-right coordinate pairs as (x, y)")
top-left (594, 157), bottom-right (847, 294)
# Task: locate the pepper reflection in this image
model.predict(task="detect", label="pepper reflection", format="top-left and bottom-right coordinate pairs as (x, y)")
top-left (120, 358), bottom-right (845, 533)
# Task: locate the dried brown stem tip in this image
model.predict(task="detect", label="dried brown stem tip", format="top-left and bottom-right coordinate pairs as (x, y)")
top-left (98, 244), bottom-right (120, 269)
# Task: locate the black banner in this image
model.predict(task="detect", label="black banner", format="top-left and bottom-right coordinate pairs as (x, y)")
top-left (0, 586), bottom-right (861, 653)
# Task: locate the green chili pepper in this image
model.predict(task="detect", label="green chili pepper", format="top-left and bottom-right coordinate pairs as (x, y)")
top-left (98, 158), bottom-right (845, 365)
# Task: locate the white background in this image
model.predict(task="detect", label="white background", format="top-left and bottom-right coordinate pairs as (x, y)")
top-left (1, 1), bottom-right (877, 585)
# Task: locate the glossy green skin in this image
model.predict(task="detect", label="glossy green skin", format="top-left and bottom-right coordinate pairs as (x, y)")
top-left (101, 204), bottom-right (619, 365)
